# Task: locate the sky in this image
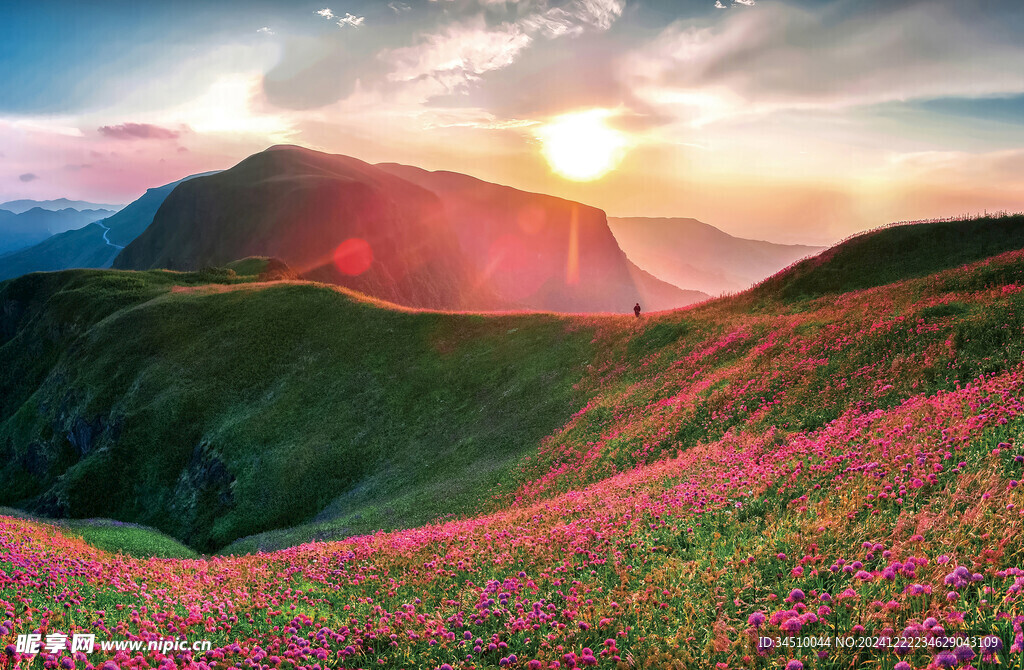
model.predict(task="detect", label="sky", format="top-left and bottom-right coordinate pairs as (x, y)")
top-left (2, 0), bottom-right (1024, 244)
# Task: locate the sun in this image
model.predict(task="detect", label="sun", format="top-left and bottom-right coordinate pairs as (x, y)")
top-left (538, 109), bottom-right (630, 181)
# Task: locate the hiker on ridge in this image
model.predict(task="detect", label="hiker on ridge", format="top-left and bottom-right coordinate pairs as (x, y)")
top-left (634, 302), bottom-right (641, 318)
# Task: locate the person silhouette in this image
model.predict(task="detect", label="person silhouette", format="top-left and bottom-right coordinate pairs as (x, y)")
top-left (633, 302), bottom-right (641, 318)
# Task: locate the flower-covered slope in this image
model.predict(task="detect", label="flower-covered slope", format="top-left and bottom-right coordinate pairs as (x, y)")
top-left (4, 249), bottom-right (1024, 669)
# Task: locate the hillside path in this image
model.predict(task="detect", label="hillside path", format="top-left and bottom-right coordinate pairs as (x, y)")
top-left (96, 221), bottom-right (125, 249)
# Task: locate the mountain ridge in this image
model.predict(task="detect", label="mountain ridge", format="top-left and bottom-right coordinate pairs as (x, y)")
top-left (0, 198), bottom-right (124, 214)
top-left (114, 146), bottom-right (704, 312)
top-left (0, 207), bottom-right (115, 255)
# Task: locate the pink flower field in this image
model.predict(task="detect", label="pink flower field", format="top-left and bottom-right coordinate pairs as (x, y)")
top-left (5, 250), bottom-right (1024, 670)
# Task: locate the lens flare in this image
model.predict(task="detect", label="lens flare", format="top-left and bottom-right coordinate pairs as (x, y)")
top-left (333, 238), bottom-right (373, 276)
top-left (538, 109), bottom-right (629, 181)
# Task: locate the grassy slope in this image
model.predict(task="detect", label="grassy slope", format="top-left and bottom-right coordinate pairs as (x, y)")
top-left (751, 214), bottom-right (1024, 301)
top-left (2, 244), bottom-right (1024, 669)
top-left (0, 270), bottom-right (593, 552)
top-left (4, 215), bottom-right (1024, 553)
top-left (229, 235), bottom-right (1024, 554)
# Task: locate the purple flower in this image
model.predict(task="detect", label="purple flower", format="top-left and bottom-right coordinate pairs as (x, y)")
top-left (789, 588), bottom-right (805, 603)
top-left (934, 650), bottom-right (957, 668)
top-left (748, 612), bottom-right (766, 627)
top-left (954, 645), bottom-right (976, 662)
top-left (785, 660), bottom-right (803, 670)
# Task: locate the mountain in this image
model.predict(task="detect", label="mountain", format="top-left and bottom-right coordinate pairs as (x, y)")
top-left (113, 146), bottom-right (489, 310)
top-left (0, 207), bottom-right (115, 255)
top-left (608, 216), bottom-right (824, 296)
top-left (0, 198), bottom-right (124, 214)
top-left (0, 173), bottom-right (217, 281)
top-left (113, 146), bottom-right (704, 312)
top-left (376, 164), bottom-right (708, 311)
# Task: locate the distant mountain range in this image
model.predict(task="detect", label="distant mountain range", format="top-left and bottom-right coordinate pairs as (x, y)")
top-left (114, 146), bottom-right (705, 312)
top-left (608, 217), bottom-right (823, 296)
top-left (0, 174), bottom-right (216, 281)
top-left (0, 198), bottom-right (123, 214)
top-left (0, 207), bottom-right (115, 256)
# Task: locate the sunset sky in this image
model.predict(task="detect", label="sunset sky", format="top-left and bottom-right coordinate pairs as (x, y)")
top-left (3, 0), bottom-right (1024, 244)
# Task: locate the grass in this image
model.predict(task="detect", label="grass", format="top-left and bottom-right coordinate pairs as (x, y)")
top-left (3, 223), bottom-right (1024, 668)
top-left (0, 271), bottom-right (594, 552)
top-left (752, 214), bottom-right (1024, 302)
top-left (5, 217), bottom-right (1024, 558)
top-left (225, 256), bottom-right (273, 276)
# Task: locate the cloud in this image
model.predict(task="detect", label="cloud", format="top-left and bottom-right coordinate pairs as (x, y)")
top-left (383, 0), bottom-right (624, 99)
top-left (520, 0), bottom-right (624, 38)
top-left (886, 148), bottom-right (1024, 187)
top-left (520, 9), bottom-right (586, 39)
top-left (714, 1), bottom-right (726, 8)
top-left (624, 1), bottom-right (1024, 123)
top-left (315, 8), bottom-right (335, 19)
top-left (388, 2), bottom-right (412, 12)
top-left (386, 17), bottom-right (533, 94)
top-left (257, 26), bottom-right (275, 35)
top-left (571, 0), bottom-right (624, 31)
top-left (97, 122), bottom-right (183, 140)
top-left (732, 0), bottom-right (755, 6)
top-left (19, 173), bottom-right (39, 182)
top-left (337, 13), bottom-right (365, 28)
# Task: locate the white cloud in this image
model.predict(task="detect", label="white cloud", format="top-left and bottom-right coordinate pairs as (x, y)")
top-left (315, 8), bottom-right (335, 19)
top-left (337, 13), bottom-right (365, 28)
top-left (520, 8), bottom-right (585, 38)
top-left (383, 0), bottom-right (624, 97)
top-left (257, 26), bottom-right (275, 35)
top-left (733, 0), bottom-right (755, 6)
top-left (714, 1), bottom-right (726, 8)
top-left (572, 0), bottom-right (624, 30)
top-left (386, 17), bottom-right (532, 93)
top-left (156, 73), bottom-right (297, 143)
top-left (520, 0), bottom-right (623, 38)
top-left (388, 1), bottom-right (412, 12)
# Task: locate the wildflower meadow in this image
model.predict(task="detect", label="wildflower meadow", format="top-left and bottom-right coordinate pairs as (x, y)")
top-left (4, 246), bottom-right (1024, 669)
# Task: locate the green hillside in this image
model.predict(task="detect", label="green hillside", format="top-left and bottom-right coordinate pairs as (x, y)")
top-left (0, 270), bottom-right (593, 552)
top-left (5, 227), bottom-right (1024, 670)
top-left (752, 213), bottom-right (1024, 301)
top-left (6, 216), bottom-right (1024, 557)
